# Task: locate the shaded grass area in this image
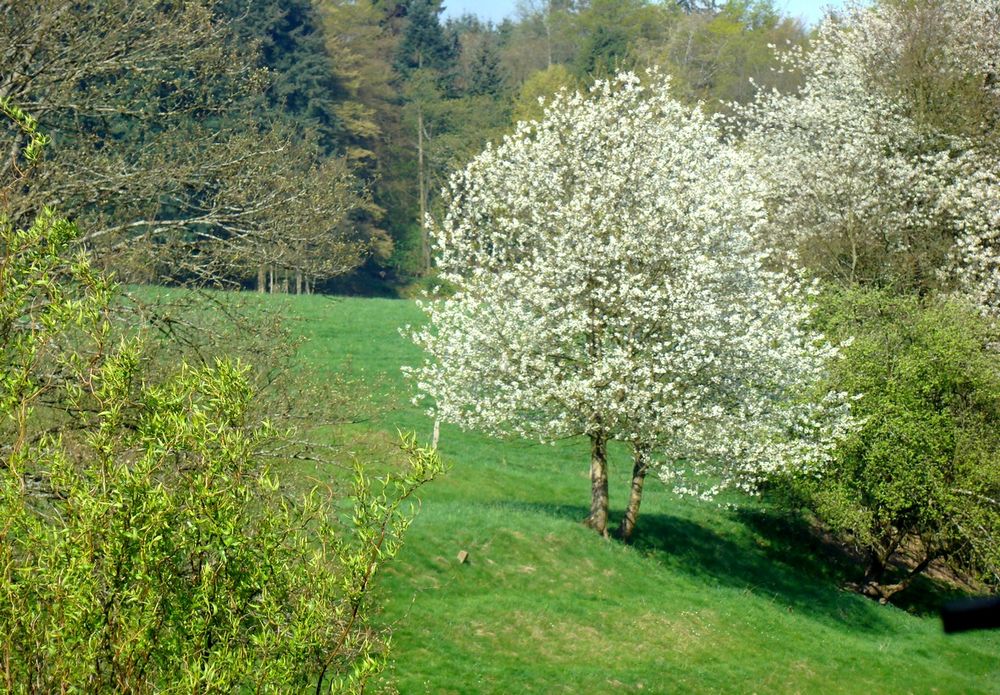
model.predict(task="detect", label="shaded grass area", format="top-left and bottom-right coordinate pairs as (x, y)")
top-left (284, 295), bottom-right (998, 694)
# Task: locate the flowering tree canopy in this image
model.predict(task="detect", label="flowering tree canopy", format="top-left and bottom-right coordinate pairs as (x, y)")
top-left (733, 0), bottom-right (1000, 308)
top-left (408, 73), bottom-right (852, 539)
top-left (728, 0), bottom-right (1000, 596)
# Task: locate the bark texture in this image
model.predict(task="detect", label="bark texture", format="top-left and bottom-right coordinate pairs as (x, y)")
top-left (617, 446), bottom-right (649, 543)
top-left (584, 432), bottom-right (610, 537)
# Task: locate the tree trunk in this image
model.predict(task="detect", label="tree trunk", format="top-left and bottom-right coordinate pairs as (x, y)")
top-left (863, 551), bottom-right (936, 603)
top-left (617, 445), bottom-right (649, 543)
top-left (417, 102), bottom-right (430, 274)
top-left (864, 527), bottom-right (907, 584)
top-left (544, 2), bottom-right (552, 69)
top-left (269, 264), bottom-right (275, 294)
top-left (861, 531), bottom-right (902, 600)
top-left (295, 268), bottom-right (302, 295)
top-left (584, 431), bottom-right (610, 537)
top-left (257, 264), bottom-right (266, 294)
top-left (862, 545), bottom-right (891, 596)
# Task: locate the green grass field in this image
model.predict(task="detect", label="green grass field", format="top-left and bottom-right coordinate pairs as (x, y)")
top-left (285, 294), bottom-right (998, 694)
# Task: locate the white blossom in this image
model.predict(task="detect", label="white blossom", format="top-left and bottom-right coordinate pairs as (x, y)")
top-left (406, 72), bottom-right (853, 500)
top-left (733, 0), bottom-right (1000, 302)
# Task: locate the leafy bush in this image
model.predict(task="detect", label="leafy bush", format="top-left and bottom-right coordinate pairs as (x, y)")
top-left (0, 211), bottom-right (440, 690)
top-left (787, 288), bottom-right (1000, 601)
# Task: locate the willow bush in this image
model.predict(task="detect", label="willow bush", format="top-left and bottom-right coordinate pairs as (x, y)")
top-left (1, 99), bottom-right (439, 690)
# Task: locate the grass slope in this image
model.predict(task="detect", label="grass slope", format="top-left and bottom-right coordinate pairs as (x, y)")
top-left (288, 294), bottom-right (998, 694)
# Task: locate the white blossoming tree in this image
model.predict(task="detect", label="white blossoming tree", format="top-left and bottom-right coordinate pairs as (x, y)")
top-left (729, 1), bottom-right (1000, 594)
top-left (945, 160), bottom-right (1000, 318)
top-left (733, 0), bottom-right (1000, 303)
top-left (408, 73), bottom-right (852, 540)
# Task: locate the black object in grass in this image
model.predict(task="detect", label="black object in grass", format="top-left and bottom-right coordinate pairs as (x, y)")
top-left (941, 597), bottom-right (1000, 633)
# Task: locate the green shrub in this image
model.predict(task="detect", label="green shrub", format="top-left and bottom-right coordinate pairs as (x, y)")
top-left (787, 288), bottom-right (1000, 601)
top-left (0, 211), bottom-right (441, 691)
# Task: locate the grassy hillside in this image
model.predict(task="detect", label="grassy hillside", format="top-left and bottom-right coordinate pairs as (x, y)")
top-left (286, 294), bottom-right (998, 694)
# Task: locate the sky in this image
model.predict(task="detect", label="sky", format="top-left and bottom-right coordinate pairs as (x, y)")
top-left (441, 1), bottom-right (851, 26)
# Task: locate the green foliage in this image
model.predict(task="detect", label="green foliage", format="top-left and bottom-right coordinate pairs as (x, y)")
top-left (789, 288), bottom-right (1000, 598)
top-left (466, 38), bottom-right (506, 97)
top-left (570, 0), bottom-right (658, 78)
top-left (218, 0), bottom-right (348, 154)
top-left (511, 64), bottom-right (577, 123)
top-left (0, 210), bottom-right (113, 438)
top-left (0, 97), bottom-right (49, 166)
top-left (1, 357), bottom-right (441, 688)
top-left (0, 192), bottom-right (441, 688)
top-left (654, 0), bottom-right (805, 107)
top-left (574, 24), bottom-right (633, 77)
top-left (387, 221), bottom-right (429, 280)
top-left (396, 0), bottom-right (456, 78)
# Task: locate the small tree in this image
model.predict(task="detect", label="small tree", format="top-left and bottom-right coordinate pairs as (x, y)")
top-left (511, 64), bottom-right (578, 123)
top-left (0, 208), bottom-right (442, 691)
top-left (791, 288), bottom-right (1000, 600)
top-left (409, 73), bottom-right (851, 539)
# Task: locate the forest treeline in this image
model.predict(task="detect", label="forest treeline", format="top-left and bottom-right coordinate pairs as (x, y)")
top-left (1, 0), bottom-right (808, 296)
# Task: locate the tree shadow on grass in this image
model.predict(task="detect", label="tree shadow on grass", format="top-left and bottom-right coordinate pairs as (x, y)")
top-left (492, 499), bottom-right (893, 633)
top-left (887, 574), bottom-right (983, 618)
top-left (737, 507), bottom-right (985, 619)
top-left (634, 508), bottom-right (897, 633)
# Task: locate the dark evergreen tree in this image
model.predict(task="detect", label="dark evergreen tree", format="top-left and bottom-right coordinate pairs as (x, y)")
top-left (676, 0), bottom-right (720, 12)
top-left (375, 0), bottom-right (409, 24)
top-left (467, 37), bottom-right (506, 96)
top-left (391, 0), bottom-right (459, 274)
top-left (575, 24), bottom-right (632, 77)
top-left (218, 0), bottom-right (347, 153)
top-left (395, 0), bottom-right (455, 75)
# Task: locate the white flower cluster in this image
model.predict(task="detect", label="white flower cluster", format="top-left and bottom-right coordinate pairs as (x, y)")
top-left (938, 0), bottom-right (1000, 319)
top-left (406, 72), bottom-right (855, 497)
top-left (734, 0), bottom-right (1000, 310)
top-left (933, 0), bottom-right (1000, 96)
top-left (941, 155), bottom-right (1000, 318)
